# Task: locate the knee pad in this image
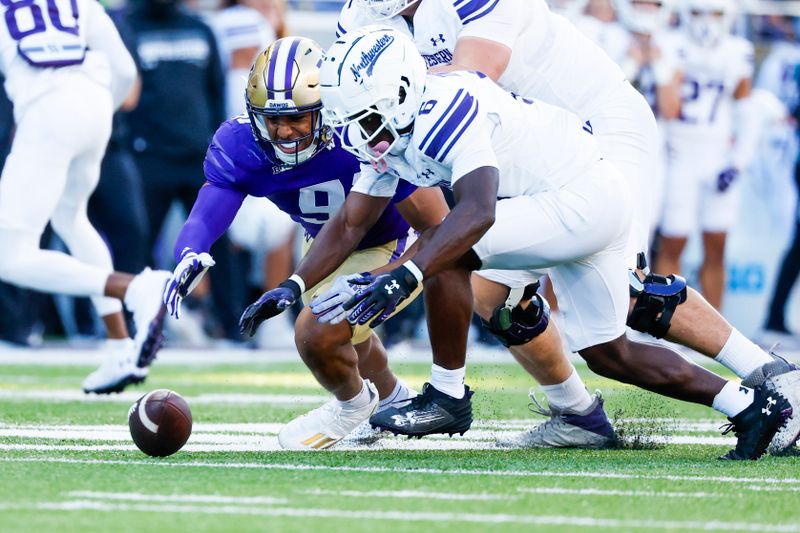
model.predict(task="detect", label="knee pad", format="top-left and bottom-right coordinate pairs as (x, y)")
top-left (627, 271), bottom-right (688, 339)
top-left (480, 283), bottom-right (550, 347)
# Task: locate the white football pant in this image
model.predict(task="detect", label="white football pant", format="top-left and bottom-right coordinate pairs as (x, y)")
top-left (0, 75), bottom-right (120, 316)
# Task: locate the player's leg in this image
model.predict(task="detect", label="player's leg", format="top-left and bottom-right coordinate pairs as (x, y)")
top-left (699, 231), bottom-right (727, 310)
top-left (368, 267), bottom-right (476, 437)
top-left (471, 273), bottom-right (615, 449)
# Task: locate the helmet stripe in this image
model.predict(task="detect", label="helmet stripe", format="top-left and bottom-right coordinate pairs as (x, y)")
top-left (266, 39), bottom-right (283, 100)
top-left (284, 38), bottom-right (302, 101)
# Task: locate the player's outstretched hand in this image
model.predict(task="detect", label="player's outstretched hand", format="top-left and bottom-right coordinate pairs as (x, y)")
top-left (239, 280), bottom-right (302, 336)
top-left (310, 273), bottom-right (375, 324)
top-left (717, 167), bottom-right (739, 192)
top-left (163, 250), bottom-right (216, 318)
top-left (343, 265), bottom-right (419, 327)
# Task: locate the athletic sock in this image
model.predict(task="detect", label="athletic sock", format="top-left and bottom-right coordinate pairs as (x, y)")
top-left (337, 379), bottom-right (371, 410)
top-left (430, 364), bottom-right (466, 399)
top-left (712, 381), bottom-right (755, 418)
top-left (540, 366), bottom-right (594, 412)
top-left (377, 379), bottom-right (415, 413)
top-left (715, 329), bottom-right (773, 378)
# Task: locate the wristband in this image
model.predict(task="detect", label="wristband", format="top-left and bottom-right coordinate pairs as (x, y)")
top-left (402, 260), bottom-right (424, 283)
top-left (280, 277), bottom-right (304, 299)
top-left (288, 274), bottom-right (306, 295)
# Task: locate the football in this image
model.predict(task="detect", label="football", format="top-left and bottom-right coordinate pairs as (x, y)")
top-left (128, 389), bottom-right (192, 457)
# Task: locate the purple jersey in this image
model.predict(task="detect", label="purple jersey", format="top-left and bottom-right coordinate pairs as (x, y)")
top-left (174, 117), bottom-right (415, 261)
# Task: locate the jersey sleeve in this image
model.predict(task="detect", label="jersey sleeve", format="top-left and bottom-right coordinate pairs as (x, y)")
top-left (203, 120), bottom-right (251, 191)
top-left (455, 0), bottom-right (523, 50)
top-left (351, 163), bottom-right (401, 198)
top-left (83, 1), bottom-right (137, 109)
top-left (415, 80), bottom-right (498, 185)
top-left (336, 1), bottom-right (362, 38)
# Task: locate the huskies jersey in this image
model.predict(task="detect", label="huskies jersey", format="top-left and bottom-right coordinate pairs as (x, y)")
top-left (659, 33), bottom-right (754, 149)
top-left (0, 0), bottom-right (135, 113)
top-left (352, 71), bottom-right (601, 199)
top-left (338, 0), bottom-right (626, 121)
top-left (201, 116), bottom-right (415, 250)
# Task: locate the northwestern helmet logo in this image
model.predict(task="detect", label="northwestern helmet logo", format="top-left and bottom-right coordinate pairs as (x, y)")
top-left (350, 34), bottom-right (395, 82)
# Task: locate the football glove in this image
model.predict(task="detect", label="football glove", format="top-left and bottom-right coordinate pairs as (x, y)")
top-left (344, 265), bottom-right (419, 327)
top-left (239, 279), bottom-right (302, 337)
top-left (717, 167), bottom-right (739, 193)
top-left (309, 273), bottom-right (375, 325)
top-left (163, 250), bottom-right (215, 319)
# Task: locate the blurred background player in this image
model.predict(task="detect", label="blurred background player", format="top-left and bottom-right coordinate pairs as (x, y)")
top-left (653, 0), bottom-right (757, 311)
top-left (127, 0), bottom-right (246, 340)
top-left (0, 0), bottom-right (170, 393)
top-left (166, 37), bottom-right (448, 449)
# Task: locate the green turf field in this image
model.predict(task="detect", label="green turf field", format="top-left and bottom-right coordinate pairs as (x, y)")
top-left (1, 350), bottom-right (799, 532)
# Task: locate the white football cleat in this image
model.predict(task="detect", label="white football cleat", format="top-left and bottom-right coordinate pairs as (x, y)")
top-left (278, 381), bottom-right (378, 450)
top-left (82, 339), bottom-right (147, 394)
top-left (339, 420), bottom-right (390, 446)
top-left (125, 268), bottom-right (170, 369)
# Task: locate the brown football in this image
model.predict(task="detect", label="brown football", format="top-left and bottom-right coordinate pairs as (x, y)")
top-left (128, 389), bottom-right (192, 457)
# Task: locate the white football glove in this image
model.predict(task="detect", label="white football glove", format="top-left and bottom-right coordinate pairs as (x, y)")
top-left (163, 251), bottom-right (216, 318)
top-left (309, 272), bottom-right (375, 325)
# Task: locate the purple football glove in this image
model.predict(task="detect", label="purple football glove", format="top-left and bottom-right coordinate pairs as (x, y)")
top-left (717, 167), bottom-right (739, 192)
top-left (239, 279), bottom-right (302, 336)
top-left (344, 266), bottom-right (419, 327)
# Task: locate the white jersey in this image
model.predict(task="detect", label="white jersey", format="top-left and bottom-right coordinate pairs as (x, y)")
top-left (573, 16), bottom-right (631, 68)
top-left (756, 41), bottom-right (800, 113)
top-left (0, 0), bottom-right (135, 115)
top-left (338, 0), bottom-right (626, 121)
top-left (352, 71), bottom-right (601, 199)
top-left (208, 5), bottom-right (274, 118)
top-left (658, 32), bottom-right (754, 150)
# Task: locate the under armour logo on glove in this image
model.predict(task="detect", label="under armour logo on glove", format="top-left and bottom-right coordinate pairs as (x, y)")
top-left (384, 280), bottom-right (400, 294)
top-left (762, 396), bottom-right (777, 416)
top-left (344, 265), bottom-right (420, 327)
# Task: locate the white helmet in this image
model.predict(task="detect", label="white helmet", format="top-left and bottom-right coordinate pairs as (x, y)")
top-left (681, 0), bottom-right (737, 47)
top-left (614, 0), bottom-right (675, 35)
top-left (320, 25), bottom-right (427, 164)
top-left (354, 0), bottom-right (421, 20)
top-left (546, 0), bottom-right (589, 20)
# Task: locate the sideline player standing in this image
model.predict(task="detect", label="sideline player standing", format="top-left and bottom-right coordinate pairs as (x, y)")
top-left (0, 0), bottom-right (170, 393)
top-left (653, 0), bottom-right (757, 311)
top-left (310, 26), bottom-right (790, 460)
top-left (327, 0), bottom-right (800, 454)
top-left (165, 37), bottom-right (450, 450)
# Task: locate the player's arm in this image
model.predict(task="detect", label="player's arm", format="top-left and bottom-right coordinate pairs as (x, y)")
top-left (656, 70), bottom-right (683, 120)
top-left (83, 1), bottom-right (137, 110)
top-left (164, 182), bottom-right (245, 317)
top-left (238, 188), bottom-right (393, 336)
top-left (430, 37), bottom-right (511, 81)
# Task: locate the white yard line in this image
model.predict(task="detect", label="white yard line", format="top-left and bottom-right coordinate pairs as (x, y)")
top-left (0, 390), bottom-right (326, 404)
top-left (305, 488), bottom-right (513, 501)
top-left (3, 456), bottom-right (800, 486)
top-left (67, 491), bottom-right (288, 505)
top-left (0, 500), bottom-right (794, 531)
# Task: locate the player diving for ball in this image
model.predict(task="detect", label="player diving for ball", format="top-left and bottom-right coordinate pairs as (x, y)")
top-left (296, 0), bottom-right (800, 455)
top-left (249, 25), bottom-right (793, 460)
top-left (164, 37), bottom-right (452, 450)
top-left (0, 0), bottom-right (170, 394)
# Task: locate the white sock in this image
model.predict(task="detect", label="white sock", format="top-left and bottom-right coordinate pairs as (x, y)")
top-left (377, 379), bottom-right (415, 413)
top-left (337, 379), bottom-right (371, 410)
top-left (712, 381), bottom-right (755, 418)
top-left (540, 367), bottom-right (594, 412)
top-left (430, 364), bottom-right (466, 399)
top-left (715, 329), bottom-right (773, 378)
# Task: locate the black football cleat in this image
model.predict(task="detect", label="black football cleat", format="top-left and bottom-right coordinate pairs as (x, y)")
top-left (369, 383), bottom-right (474, 438)
top-left (719, 385), bottom-right (792, 461)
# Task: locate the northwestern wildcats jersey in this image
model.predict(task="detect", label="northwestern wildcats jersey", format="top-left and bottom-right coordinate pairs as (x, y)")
top-left (338, 0), bottom-right (626, 120)
top-left (204, 116), bottom-right (415, 249)
top-left (658, 32), bottom-right (754, 149)
top-left (351, 71), bottom-right (602, 200)
top-left (0, 0), bottom-right (134, 114)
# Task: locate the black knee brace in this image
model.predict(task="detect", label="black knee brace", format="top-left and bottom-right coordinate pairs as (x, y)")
top-left (627, 271), bottom-right (688, 339)
top-left (480, 283), bottom-right (550, 347)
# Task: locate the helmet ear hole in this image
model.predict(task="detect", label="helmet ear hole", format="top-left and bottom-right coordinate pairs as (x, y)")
top-left (399, 85), bottom-right (407, 105)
